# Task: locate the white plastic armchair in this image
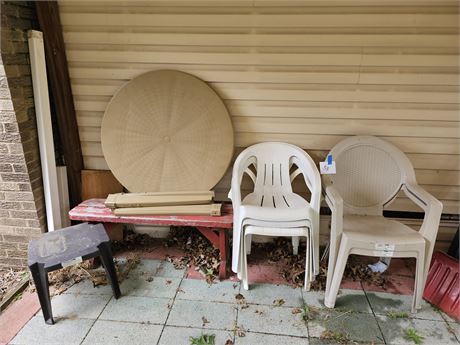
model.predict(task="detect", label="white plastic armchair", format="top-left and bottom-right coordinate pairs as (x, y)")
top-left (229, 142), bottom-right (321, 288)
top-left (323, 136), bottom-right (442, 313)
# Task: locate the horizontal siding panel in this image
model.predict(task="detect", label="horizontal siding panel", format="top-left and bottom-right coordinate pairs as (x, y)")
top-left (66, 50), bottom-right (458, 67)
top-left (74, 99), bottom-right (460, 121)
top-left (60, 13), bottom-right (458, 28)
top-left (235, 133), bottom-right (460, 154)
top-left (67, 50), bottom-right (363, 66)
top-left (71, 82), bottom-right (459, 104)
top-left (232, 117), bottom-right (459, 138)
top-left (69, 67), bottom-right (460, 86)
top-left (63, 32), bottom-right (459, 48)
top-left (226, 102), bottom-right (460, 121)
top-left (59, 0), bottom-right (459, 6)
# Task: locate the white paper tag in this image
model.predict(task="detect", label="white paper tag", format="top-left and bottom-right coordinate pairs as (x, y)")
top-left (62, 256), bottom-right (83, 268)
top-left (373, 243), bottom-right (395, 257)
top-left (320, 161), bottom-right (336, 174)
top-left (320, 154), bottom-right (336, 174)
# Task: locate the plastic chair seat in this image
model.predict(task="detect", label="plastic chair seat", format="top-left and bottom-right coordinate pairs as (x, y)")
top-left (245, 225), bottom-right (309, 237)
top-left (243, 218), bottom-right (310, 228)
top-left (240, 192), bottom-right (312, 222)
top-left (243, 191), bottom-right (308, 210)
top-left (343, 215), bottom-right (425, 246)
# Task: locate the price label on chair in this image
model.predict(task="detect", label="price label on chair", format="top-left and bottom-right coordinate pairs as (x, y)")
top-left (320, 154), bottom-right (336, 174)
top-left (374, 243), bottom-right (395, 257)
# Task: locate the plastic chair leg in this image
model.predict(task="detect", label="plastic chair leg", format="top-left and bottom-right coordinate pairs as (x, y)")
top-left (413, 250), bottom-right (426, 312)
top-left (245, 234), bottom-right (252, 255)
top-left (309, 236), bottom-right (315, 283)
top-left (98, 242), bottom-right (121, 299)
top-left (292, 236), bottom-right (299, 255)
top-left (29, 262), bottom-right (54, 324)
top-left (324, 239), bottom-right (350, 309)
top-left (304, 238), bottom-right (311, 291)
top-left (242, 234), bottom-right (249, 291)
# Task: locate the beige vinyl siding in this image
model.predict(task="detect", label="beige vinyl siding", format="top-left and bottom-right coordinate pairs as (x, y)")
top-left (59, 0), bottom-right (459, 220)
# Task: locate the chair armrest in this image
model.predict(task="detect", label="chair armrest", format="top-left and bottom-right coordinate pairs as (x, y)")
top-left (403, 183), bottom-right (443, 242)
top-left (290, 156), bottom-right (322, 212)
top-left (324, 185), bottom-right (343, 213)
top-left (324, 185), bottom-right (344, 237)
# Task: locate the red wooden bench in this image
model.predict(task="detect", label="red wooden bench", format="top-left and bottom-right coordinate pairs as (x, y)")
top-left (69, 199), bottom-right (233, 279)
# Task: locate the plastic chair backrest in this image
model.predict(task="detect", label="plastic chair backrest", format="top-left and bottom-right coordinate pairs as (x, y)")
top-left (323, 136), bottom-right (416, 215)
top-left (236, 142), bottom-right (321, 211)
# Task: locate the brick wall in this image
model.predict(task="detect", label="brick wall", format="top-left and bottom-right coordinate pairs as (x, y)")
top-left (0, 1), bottom-right (46, 270)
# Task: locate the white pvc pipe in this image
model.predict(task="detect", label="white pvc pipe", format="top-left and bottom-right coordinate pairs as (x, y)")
top-left (28, 30), bottom-right (62, 232)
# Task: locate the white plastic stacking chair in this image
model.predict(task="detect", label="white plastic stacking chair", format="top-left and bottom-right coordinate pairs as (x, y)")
top-left (229, 142), bottom-right (321, 290)
top-left (323, 136), bottom-right (443, 313)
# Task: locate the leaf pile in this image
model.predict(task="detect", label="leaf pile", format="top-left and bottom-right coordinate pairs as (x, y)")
top-left (166, 227), bottom-right (220, 284)
top-left (112, 229), bottom-right (158, 253)
top-left (42, 254), bottom-right (140, 295)
top-left (0, 268), bottom-right (28, 301)
top-left (254, 238), bottom-right (389, 290)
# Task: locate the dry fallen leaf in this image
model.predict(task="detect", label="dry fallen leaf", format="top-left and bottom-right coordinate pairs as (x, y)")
top-left (292, 308), bottom-right (302, 314)
top-left (232, 323), bottom-right (246, 338)
top-left (225, 340), bottom-right (234, 345)
top-left (201, 316), bottom-right (210, 327)
top-left (273, 298), bottom-right (285, 306)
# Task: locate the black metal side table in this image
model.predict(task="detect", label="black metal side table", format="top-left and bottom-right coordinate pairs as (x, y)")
top-left (28, 222), bottom-right (121, 324)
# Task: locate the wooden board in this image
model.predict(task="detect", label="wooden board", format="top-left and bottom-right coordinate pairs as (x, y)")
top-left (113, 203), bottom-right (222, 216)
top-left (36, 1), bottom-right (83, 208)
top-left (81, 169), bottom-right (123, 200)
top-left (105, 191), bottom-right (215, 208)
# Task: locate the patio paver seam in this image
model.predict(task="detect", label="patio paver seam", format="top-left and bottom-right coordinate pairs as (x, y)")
top-left (78, 295), bottom-right (113, 345)
top-left (440, 313), bottom-right (460, 344)
top-left (299, 288), bottom-right (312, 341)
top-left (176, 297), bottom-right (239, 305)
top-left (362, 282), bottom-right (388, 345)
top-left (155, 265), bottom-right (187, 345)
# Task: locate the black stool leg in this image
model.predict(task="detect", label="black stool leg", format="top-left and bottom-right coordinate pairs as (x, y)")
top-left (29, 263), bottom-right (54, 324)
top-left (98, 241), bottom-right (121, 299)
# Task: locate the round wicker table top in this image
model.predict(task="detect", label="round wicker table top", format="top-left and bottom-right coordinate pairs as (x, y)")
top-left (101, 70), bottom-right (234, 192)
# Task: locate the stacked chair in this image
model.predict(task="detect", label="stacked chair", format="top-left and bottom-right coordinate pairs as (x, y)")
top-left (229, 142), bottom-right (321, 290)
top-left (323, 136), bottom-right (443, 313)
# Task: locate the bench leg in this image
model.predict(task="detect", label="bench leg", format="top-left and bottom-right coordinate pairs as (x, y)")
top-left (196, 227), bottom-right (229, 280)
top-left (98, 241), bottom-right (121, 299)
top-left (29, 263), bottom-right (54, 324)
top-left (218, 229), bottom-right (229, 280)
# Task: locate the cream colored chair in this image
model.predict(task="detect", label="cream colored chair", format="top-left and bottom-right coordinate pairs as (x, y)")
top-left (323, 136), bottom-right (442, 313)
top-left (229, 142), bottom-right (321, 290)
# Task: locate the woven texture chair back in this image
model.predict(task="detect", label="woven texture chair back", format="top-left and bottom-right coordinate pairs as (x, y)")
top-left (324, 136), bottom-right (416, 214)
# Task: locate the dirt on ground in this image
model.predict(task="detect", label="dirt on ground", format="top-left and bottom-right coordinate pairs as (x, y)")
top-left (0, 268), bottom-right (28, 302)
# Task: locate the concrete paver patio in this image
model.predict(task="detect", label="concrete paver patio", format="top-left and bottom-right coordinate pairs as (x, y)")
top-left (9, 259), bottom-right (460, 345)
